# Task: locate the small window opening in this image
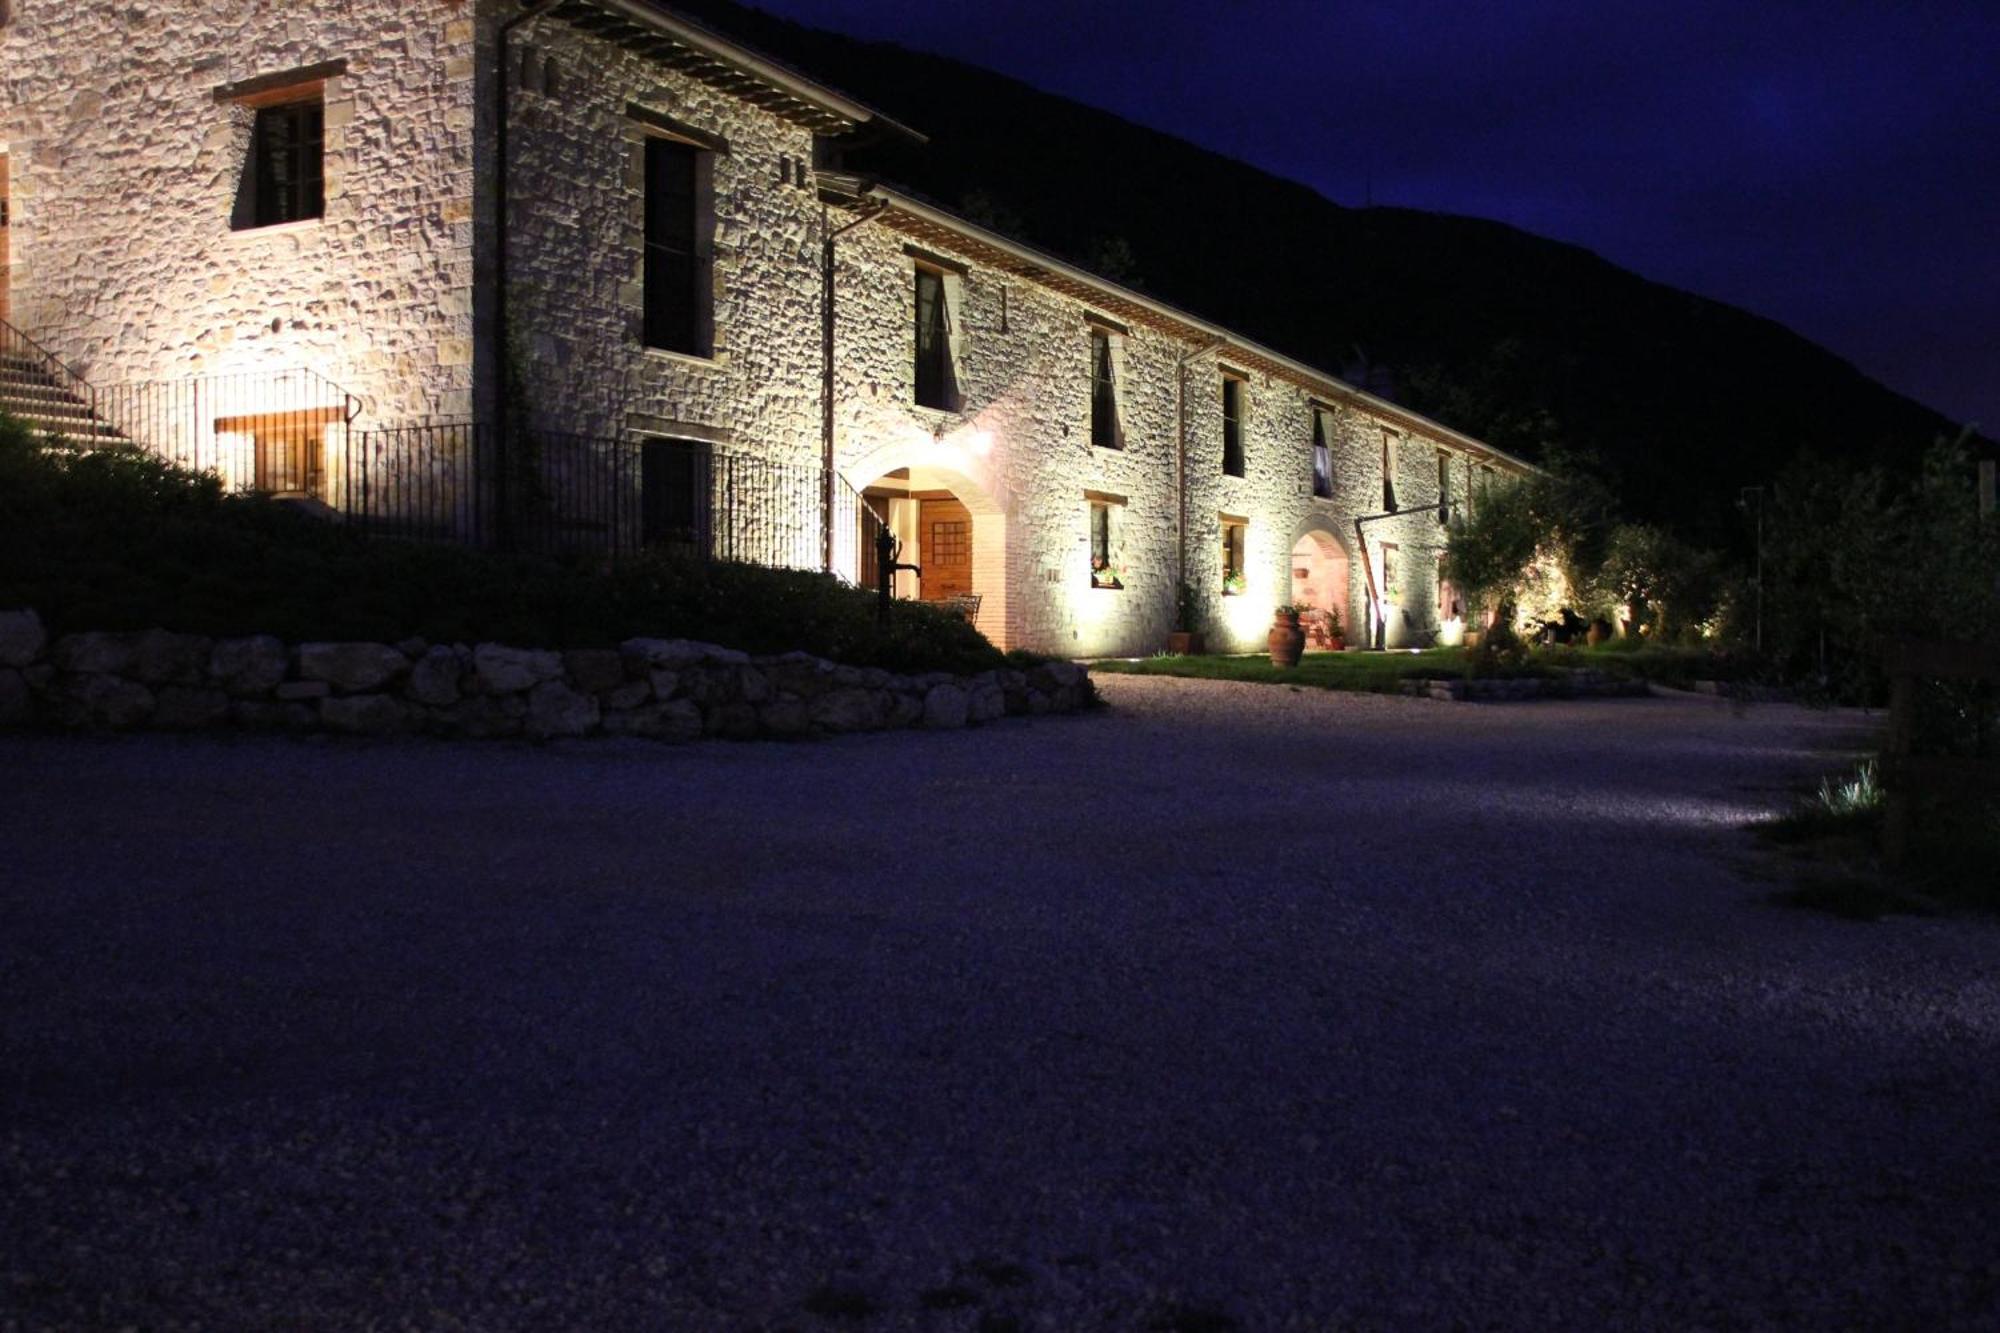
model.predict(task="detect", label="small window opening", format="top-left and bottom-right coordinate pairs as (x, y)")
top-left (914, 265), bottom-right (958, 411)
top-left (1090, 500), bottom-right (1123, 589)
top-left (1221, 518), bottom-right (1247, 595)
top-left (1089, 328), bottom-right (1121, 449)
top-left (1222, 377), bottom-right (1245, 477)
top-left (1311, 407), bottom-right (1334, 498)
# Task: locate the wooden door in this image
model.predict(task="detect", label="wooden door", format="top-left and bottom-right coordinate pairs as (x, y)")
top-left (918, 496), bottom-right (972, 601)
top-left (0, 153), bottom-right (11, 326)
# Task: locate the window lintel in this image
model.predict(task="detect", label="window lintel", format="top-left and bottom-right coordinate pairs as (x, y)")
top-left (625, 102), bottom-right (730, 154)
top-left (213, 60), bottom-right (346, 106)
top-left (902, 243), bottom-right (969, 276)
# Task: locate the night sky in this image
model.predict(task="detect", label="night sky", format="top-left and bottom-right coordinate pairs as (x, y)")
top-left (746, 0), bottom-right (1999, 435)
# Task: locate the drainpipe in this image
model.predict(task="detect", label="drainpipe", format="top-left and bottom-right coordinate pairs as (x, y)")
top-left (493, 0), bottom-right (559, 544)
top-left (819, 191), bottom-right (889, 573)
top-left (1174, 339), bottom-right (1226, 621)
top-left (1354, 503), bottom-right (1445, 650)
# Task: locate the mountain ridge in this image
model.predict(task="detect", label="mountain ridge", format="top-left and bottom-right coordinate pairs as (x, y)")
top-left (666, 0), bottom-right (1982, 541)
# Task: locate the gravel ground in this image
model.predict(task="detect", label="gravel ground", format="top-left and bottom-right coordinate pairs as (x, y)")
top-left (3, 679), bottom-right (1997, 1330)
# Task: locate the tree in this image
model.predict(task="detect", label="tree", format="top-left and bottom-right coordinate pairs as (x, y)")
top-left (1756, 432), bottom-right (1999, 697)
top-left (1442, 460), bottom-right (1616, 634)
top-left (1586, 522), bottom-right (1726, 639)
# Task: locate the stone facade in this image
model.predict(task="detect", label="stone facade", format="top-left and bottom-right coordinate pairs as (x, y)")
top-left (503, 12), bottom-right (826, 469)
top-left (0, 0), bottom-right (479, 425)
top-left (1, 1), bottom-right (1531, 658)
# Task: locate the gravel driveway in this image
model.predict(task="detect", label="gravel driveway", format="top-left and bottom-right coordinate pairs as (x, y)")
top-left (4, 679), bottom-right (1996, 1329)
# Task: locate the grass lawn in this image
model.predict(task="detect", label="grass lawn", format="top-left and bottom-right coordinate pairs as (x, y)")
top-left (1092, 641), bottom-right (1746, 694)
top-left (1090, 648), bottom-right (1502, 692)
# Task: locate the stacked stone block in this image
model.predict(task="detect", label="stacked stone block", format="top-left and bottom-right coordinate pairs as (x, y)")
top-left (0, 611), bottom-right (1093, 742)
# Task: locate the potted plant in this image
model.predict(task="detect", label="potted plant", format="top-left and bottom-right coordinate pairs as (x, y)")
top-left (1168, 578), bottom-right (1206, 655)
top-left (1321, 604), bottom-right (1346, 650)
top-left (1091, 556), bottom-right (1125, 590)
top-left (1269, 602), bottom-right (1306, 667)
top-left (1222, 570), bottom-right (1247, 597)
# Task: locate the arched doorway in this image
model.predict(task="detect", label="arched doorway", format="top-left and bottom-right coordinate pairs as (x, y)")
top-left (859, 468), bottom-right (975, 603)
top-left (1290, 528), bottom-right (1350, 648)
top-left (843, 437), bottom-right (1009, 648)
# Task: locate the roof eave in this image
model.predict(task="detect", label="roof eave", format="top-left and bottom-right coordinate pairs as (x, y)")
top-left (855, 185), bottom-right (1536, 474)
top-left (552, 0), bottom-right (925, 142)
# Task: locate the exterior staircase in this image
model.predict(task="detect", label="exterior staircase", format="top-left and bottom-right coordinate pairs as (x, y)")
top-left (0, 349), bottom-right (126, 447)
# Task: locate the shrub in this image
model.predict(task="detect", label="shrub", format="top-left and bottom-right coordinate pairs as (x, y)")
top-left (0, 413), bottom-right (1020, 673)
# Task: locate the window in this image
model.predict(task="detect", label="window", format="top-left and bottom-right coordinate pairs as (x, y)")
top-left (1437, 552), bottom-right (1461, 622)
top-left (643, 136), bottom-right (711, 355)
top-left (1089, 500), bottom-right (1123, 588)
top-left (1089, 328), bottom-right (1122, 449)
top-left (1221, 517), bottom-right (1247, 595)
top-left (215, 408), bottom-right (342, 498)
top-left (245, 98), bottom-right (324, 228)
top-left (1221, 375), bottom-right (1245, 477)
top-left (1437, 450), bottom-right (1451, 525)
top-left (914, 265), bottom-right (958, 410)
top-left (640, 437), bottom-right (712, 553)
top-left (1311, 406), bottom-right (1334, 498)
top-left (1381, 430), bottom-right (1398, 511)
top-left (1380, 541), bottom-right (1401, 602)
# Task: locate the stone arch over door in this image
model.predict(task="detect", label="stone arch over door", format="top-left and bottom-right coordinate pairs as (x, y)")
top-left (1289, 517), bottom-right (1354, 644)
top-left (843, 435), bottom-right (1010, 649)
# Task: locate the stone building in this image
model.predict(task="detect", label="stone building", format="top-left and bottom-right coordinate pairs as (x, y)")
top-left (0, 0), bottom-right (1532, 655)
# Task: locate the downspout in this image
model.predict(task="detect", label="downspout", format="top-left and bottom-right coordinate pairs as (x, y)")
top-left (1354, 503), bottom-right (1445, 650)
top-left (820, 192), bottom-right (889, 573)
top-left (1174, 339), bottom-right (1226, 622)
top-left (493, 0), bottom-right (560, 543)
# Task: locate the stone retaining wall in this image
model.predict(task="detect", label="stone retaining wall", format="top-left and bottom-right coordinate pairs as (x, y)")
top-left (0, 611), bottom-right (1093, 742)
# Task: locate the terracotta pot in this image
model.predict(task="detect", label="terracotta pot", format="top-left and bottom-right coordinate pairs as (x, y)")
top-left (1268, 613), bottom-right (1305, 667)
top-left (1586, 619), bottom-right (1611, 646)
top-left (1167, 630), bottom-right (1207, 656)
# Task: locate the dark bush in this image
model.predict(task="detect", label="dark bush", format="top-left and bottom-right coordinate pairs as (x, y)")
top-left (0, 417), bottom-right (1020, 673)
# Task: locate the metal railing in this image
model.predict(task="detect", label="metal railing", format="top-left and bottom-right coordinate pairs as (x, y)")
top-left (90, 369), bottom-right (362, 494)
top-left (326, 420), bottom-right (889, 583)
top-left (0, 331), bottom-right (892, 583)
top-left (0, 316), bottom-right (105, 430)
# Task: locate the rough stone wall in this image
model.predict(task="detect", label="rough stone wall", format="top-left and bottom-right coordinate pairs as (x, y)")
top-left (0, 0), bottom-right (1512, 661)
top-left (0, 609), bottom-right (1096, 742)
top-left (832, 224), bottom-right (1185, 656)
top-left (0, 0), bottom-right (477, 426)
top-left (829, 220), bottom-right (1496, 656)
top-left (501, 13), bottom-right (825, 474)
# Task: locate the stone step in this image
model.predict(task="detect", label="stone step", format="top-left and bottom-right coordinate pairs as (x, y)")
top-left (0, 399), bottom-right (102, 426)
top-left (0, 368), bottom-right (65, 393)
top-left (0, 384), bottom-right (94, 408)
top-left (3, 404), bottom-right (124, 434)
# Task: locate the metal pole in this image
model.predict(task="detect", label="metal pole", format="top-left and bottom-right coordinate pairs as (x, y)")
top-left (1741, 486), bottom-right (1764, 655)
top-left (821, 196), bottom-right (888, 574)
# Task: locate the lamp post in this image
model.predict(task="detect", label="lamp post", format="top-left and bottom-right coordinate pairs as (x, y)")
top-left (1739, 486), bottom-right (1765, 654)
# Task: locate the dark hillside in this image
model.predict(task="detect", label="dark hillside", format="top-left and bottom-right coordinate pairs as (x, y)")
top-left (668, 0), bottom-right (1982, 542)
